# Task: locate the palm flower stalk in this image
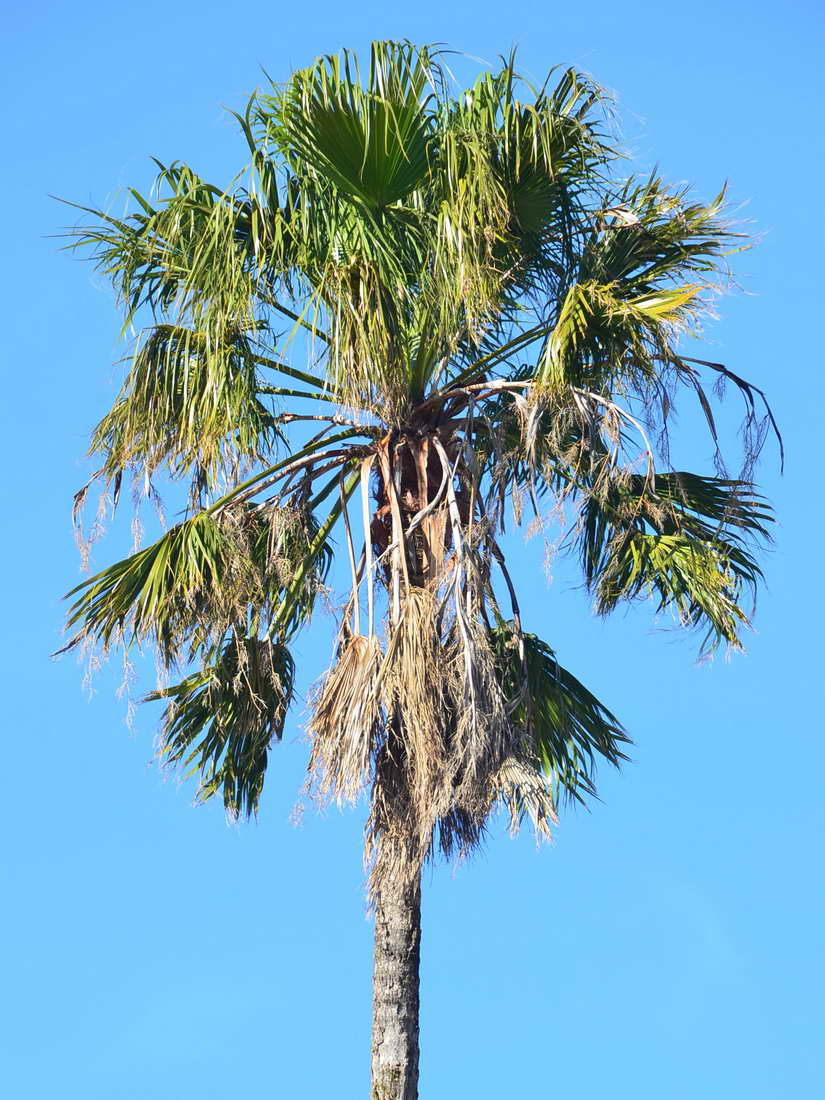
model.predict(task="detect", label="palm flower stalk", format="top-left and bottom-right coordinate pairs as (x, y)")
top-left (60, 42), bottom-right (778, 1099)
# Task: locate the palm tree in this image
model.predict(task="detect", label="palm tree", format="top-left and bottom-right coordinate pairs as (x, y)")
top-left (60, 42), bottom-right (779, 1099)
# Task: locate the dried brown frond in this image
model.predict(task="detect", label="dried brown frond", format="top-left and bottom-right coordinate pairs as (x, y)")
top-left (493, 754), bottom-right (558, 838)
top-left (380, 590), bottom-right (451, 828)
top-left (367, 587), bottom-right (453, 895)
top-left (366, 585), bottom-right (532, 900)
top-left (308, 633), bottom-right (383, 804)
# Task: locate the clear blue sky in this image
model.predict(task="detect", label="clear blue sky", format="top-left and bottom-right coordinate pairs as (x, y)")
top-left (3, 2), bottom-right (823, 1096)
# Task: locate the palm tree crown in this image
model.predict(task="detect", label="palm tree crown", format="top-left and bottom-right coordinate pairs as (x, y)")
top-left (62, 41), bottom-right (778, 896)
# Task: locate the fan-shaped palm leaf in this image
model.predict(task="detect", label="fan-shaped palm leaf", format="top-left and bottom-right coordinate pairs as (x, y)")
top-left (149, 634), bottom-right (295, 817)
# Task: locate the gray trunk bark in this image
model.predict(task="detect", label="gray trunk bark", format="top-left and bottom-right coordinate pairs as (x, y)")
top-left (370, 870), bottom-right (421, 1099)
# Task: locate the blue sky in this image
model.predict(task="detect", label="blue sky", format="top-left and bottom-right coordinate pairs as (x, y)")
top-left (3, 1), bottom-right (823, 1096)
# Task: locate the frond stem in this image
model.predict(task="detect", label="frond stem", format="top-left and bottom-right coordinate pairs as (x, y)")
top-left (252, 352), bottom-right (330, 391)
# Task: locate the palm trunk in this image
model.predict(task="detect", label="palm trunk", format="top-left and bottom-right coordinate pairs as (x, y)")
top-left (370, 868), bottom-right (422, 1099)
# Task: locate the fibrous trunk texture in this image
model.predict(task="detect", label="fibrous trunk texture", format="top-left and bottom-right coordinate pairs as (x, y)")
top-left (370, 868), bottom-right (421, 1100)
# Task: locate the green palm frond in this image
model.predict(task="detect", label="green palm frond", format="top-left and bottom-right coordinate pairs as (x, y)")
top-left (455, 59), bottom-right (609, 285)
top-left (65, 162), bottom-right (258, 327)
top-left (538, 277), bottom-right (701, 393)
top-left (91, 324), bottom-right (280, 489)
top-left (64, 511), bottom-right (235, 660)
top-left (579, 471), bottom-right (772, 575)
top-left (643, 471), bottom-right (772, 542)
top-left (585, 176), bottom-right (732, 286)
top-left (490, 625), bottom-right (629, 806)
top-left (578, 470), bottom-right (771, 652)
top-left (149, 634), bottom-right (295, 817)
top-left (535, 178), bottom-right (734, 393)
top-left (63, 493), bottom-right (337, 661)
top-left (597, 532), bottom-right (752, 652)
top-left (269, 42), bottom-right (436, 210)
